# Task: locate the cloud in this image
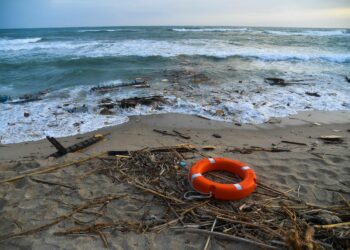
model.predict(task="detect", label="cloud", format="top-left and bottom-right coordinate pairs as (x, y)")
top-left (0, 0), bottom-right (349, 28)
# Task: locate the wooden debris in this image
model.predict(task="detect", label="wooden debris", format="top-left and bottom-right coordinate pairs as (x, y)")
top-left (195, 114), bottom-right (211, 120)
top-left (48, 134), bottom-right (105, 158)
top-left (118, 95), bottom-right (165, 108)
top-left (264, 77), bottom-right (288, 86)
top-left (319, 135), bottom-right (344, 144)
top-left (172, 130), bottom-right (191, 139)
top-left (202, 146), bottom-right (216, 151)
top-left (153, 129), bottom-right (177, 137)
top-left (46, 136), bottom-right (67, 156)
top-left (172, 228), bottom-right (278, 249)
top-left (281, 140), bottom-right (307, 146)
top-left (1, 148), bottom-right (349, 249)
top-left (227, 146), bottom-right (290, 154)
top-left (90, 80), bottom-right (150, 93)
top-left (30, 177), bottom-right (76, 190)
top-left (264, 78), bottom-right (311, 87)
top-left (346, 76), bottom-right (350, 83)
top-left (305, 92), bottom-right (321, 97)
top-left (107, 144), bottom-right (196, 156)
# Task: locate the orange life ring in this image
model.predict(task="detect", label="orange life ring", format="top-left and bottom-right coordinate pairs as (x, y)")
top-left (188, 157), bottom-right (257, 200)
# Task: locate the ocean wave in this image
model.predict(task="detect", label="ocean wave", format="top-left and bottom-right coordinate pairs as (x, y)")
top-left (1, 79), bottom-right (350, 144)
top-left (0, 37), bottom-right (42, 46)
top-left (265, 29), bottom-right (349, 36)
top-left (172, 28), bottom-right (248, 32)
top-left (1, 39), bottom-right (349, 63)
top-left (77, 29), bottom-right (118, 32)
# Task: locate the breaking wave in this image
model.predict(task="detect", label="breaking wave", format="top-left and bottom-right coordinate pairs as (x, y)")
top-left (172, 28), bottom-right (248, 32)
top-left (1, 39), bottom-right (348, 63)
top-left (0, 37), bottom-right (42, 46)
top-left (265, 29), bottom-right (349, 36)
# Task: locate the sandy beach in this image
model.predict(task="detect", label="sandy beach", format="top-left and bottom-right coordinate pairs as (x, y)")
top-left (0, 110), bottom-right (349, 249)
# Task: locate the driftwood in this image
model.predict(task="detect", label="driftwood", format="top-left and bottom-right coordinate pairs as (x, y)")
top-left (281, 140), bottom-right (307, 146)
top-left (264, 78), bottom-right (311, 87)
top-left (1, 148), bottom-right (349, 249)
top-left (90, 80), bottom-right (149, 93)
top-left (318, 135), bottom-right (344, 144)
top-left (47, 134), bottom-right (105, 158)
top-left (107, 144), bottom-right (196, 156)
top-left (305, 92), bottom-right (321, 97)
top-left (153, 129), bottom-right (191, 139)
top-left (8, 90), bottom-right (49, 104)
top-left (118, 95), bottom-right (165, 108)
top-left (227, 146), bottom-right (290, 154)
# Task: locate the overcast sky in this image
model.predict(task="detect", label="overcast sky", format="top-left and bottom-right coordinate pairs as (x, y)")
top-left (1, 0), bottom-right (349, 29)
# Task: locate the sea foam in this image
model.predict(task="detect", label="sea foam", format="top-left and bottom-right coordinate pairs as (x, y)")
top-left (1, 39), bottom-right (349, 63)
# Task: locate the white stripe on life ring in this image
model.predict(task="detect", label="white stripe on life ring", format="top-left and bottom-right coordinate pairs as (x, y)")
top-left (234, 183), bottom-right (243, 190)
top-left (241, 166), bottom-right (250, 171)
top-left (208, 158), bottom-right (215, 164)
top-left (191, 173), bottom-right (202, 183)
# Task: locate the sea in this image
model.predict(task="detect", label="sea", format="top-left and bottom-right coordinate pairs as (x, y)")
top-left (0, 26), bottom-right (349, 144)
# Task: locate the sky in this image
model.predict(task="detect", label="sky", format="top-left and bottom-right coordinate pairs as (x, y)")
top-left (0, 0), bottom-right (349, 29)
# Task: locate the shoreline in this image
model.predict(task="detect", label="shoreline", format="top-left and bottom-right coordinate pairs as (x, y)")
top-left (1, 110), bottom-right (349, 161)
top-left (0, 110), bottom-right (349, 249)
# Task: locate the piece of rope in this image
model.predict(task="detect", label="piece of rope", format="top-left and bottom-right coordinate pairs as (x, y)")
top-left (184, 191), bottom-right (212, 200)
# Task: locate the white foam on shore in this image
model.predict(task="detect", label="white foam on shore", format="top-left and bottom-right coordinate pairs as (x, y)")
top-left (173, 28), bottom-right (248, 32)
top-left (2, 39), bottom-right (349, 63)
top-left (1, 77), bottom-right (350, 144)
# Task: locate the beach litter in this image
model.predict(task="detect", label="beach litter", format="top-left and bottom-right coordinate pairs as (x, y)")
top-left (153, 129), bottom-right (191, 139)
top-left (318, 135), bottom-right (344, 144)
top-left (90, 79), bottom-right (150, 93)
top-left (118, 95), bottom-right (165, 109)
top-left (0, 145), bottom-right (349, 249)
top-left (227, 146), bottom-right (290, 154)
top-left (47, 134), bottom-right (106, 158)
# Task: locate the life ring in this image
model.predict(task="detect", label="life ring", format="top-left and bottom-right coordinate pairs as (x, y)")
top-left (188, 157), bottom-right (257, 200)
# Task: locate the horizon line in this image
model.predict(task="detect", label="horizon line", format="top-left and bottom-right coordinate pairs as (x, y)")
top-left (1, 24), bottom-right (349, 30)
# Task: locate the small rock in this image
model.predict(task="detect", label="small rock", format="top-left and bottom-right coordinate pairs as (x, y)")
top-left (73, 122), bottom-right (80, 127)
top-left (24, 112), bottom-right (30, 117)
top-left (212, 133), bottom-right (222, 138)
top-left (346, 76), bottom-right (350, 83)
top-left (215, 109), bottom-right (225, 116)
top-left (268, 117), bottom-right (282, 124)
top-left (302, 211), bottom-right (342, 225)
top-left (306, 92), bottom-right (321, 97)
top-left (100, 108), bottom-right (113, 115)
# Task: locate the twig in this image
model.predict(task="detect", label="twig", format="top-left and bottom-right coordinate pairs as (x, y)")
top-left (281, 140), bottom-right (307, 146)
top-left (172, 228), bottom-right (277, 249)
top-left (0, 152), bottom-right (106, 183)
top-left (30, 177), bottom-right (76, 190)
top-left (203, 218), bottom-right (217, 250)
top-left (314, 222), bottom-right (350, 229)
top-left (0, 194), bottom-right (126, 241)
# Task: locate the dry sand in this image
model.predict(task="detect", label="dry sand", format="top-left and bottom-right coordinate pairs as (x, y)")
top-left (0, 110), bottom-right (349, 249)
